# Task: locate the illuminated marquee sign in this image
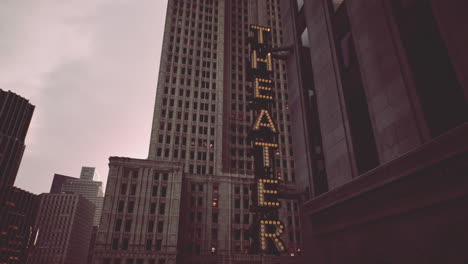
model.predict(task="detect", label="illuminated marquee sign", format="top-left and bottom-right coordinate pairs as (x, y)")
top-left (247, 24), bottom-right (285, 255)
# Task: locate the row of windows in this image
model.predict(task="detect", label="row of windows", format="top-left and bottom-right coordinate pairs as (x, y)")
top-left (119, 183), bottom-right (168, 198)
top-left (155, 147), bottom-right (215, 161)
top-left (162, 92), bottom-right (215, 103)
top-left (121, 171), bottom-right (169, 181)
top-left (111, 237), bottom-right (162, 251)
top-left (117, 199), bottom-right (166, 215)
top-left (114, 218), bottom-right (164, 234)
top-left (160, 111), bottom-right (215, 124)
top-left (158, 122), bottom-right (215, 136)
top-left (163, 87), bottom-right (216, 100)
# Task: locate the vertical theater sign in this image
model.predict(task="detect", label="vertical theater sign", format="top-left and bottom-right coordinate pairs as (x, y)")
top-left (247, 25), bottom-right (285, 255)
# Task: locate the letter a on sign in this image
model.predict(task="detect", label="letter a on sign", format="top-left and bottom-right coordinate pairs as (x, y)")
top-left (253, 109), bottom-right (277, 133)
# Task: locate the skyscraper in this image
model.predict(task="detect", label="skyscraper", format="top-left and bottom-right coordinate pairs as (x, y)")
top-left (147, 0), bottom-right (301, 261)
top-left (0, 89), bottom-right (37, 264)
top-left (80, 166), bottom-right (101, 182)
top-left (95, 1), bottom-right (302, 263)
top-left (0, 89), bottom-right (35, 186)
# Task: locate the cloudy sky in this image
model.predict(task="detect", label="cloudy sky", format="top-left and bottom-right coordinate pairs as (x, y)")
top-left (0, 0), bottom-right (168, 194)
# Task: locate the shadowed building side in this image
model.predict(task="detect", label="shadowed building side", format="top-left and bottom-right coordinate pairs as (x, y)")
top-left (280, 0), bottom-right (468, 263)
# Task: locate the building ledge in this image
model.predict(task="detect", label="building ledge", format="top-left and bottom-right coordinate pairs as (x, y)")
top-left (303, 122), bottom-right (468, 216)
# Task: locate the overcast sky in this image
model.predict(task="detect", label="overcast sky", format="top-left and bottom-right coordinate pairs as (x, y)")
top-left (0, 0), bottom-right (168, 194)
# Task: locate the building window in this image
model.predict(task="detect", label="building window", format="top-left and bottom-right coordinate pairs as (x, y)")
top-left (158, 221), bottom-right (164, 233)
top-left (122, 238), bottom-right (129, 250)
top-left (234, 229), bottom-right (241, 240)
top-left (150, 203), bottom-right (156, 214)
top-left (115, 219), bottom-right (122, 232)
top-left (125, 220), bottom-right (132, 232)
top-left (118, 201), bottom-right (125, 212)
top-left (146, 239), bottom-right (152, 250)
top-left (152, 185), bottom-right (158, 197)
top-left (112, 238), bottom-right (119, 250)
top-left (120, 184), bottom-right (127, 195)
top-left (332, 5), bottom-right (379, 175)
top-left (148, 220), bottom-right (154, 233)
top-left (127, 201), bottom-right (134, 213)
top-left (212, 213), bottom-right (218, 223)
top-left (159, 204), bottom-right (166, 215)
top-left (156, 239), bottom-right (162, 251)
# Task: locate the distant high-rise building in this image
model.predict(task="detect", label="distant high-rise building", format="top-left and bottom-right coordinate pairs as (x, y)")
top-left (50, 167), bottom-right (104, 226)
top-left (29, 193), bottom-right (95, 264)
top-left (80, 166), bottom-right (101, 182)
top-left (0, 89), bottom-right (34, 186)
top-left (280, 0), bottom-right (468, 263)
top-left (50, 168), bottom-right (104, 264)
top-left (0, 185), bottom-right (38, 264)
top-left (49, 174), bottom-right (75, 193)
